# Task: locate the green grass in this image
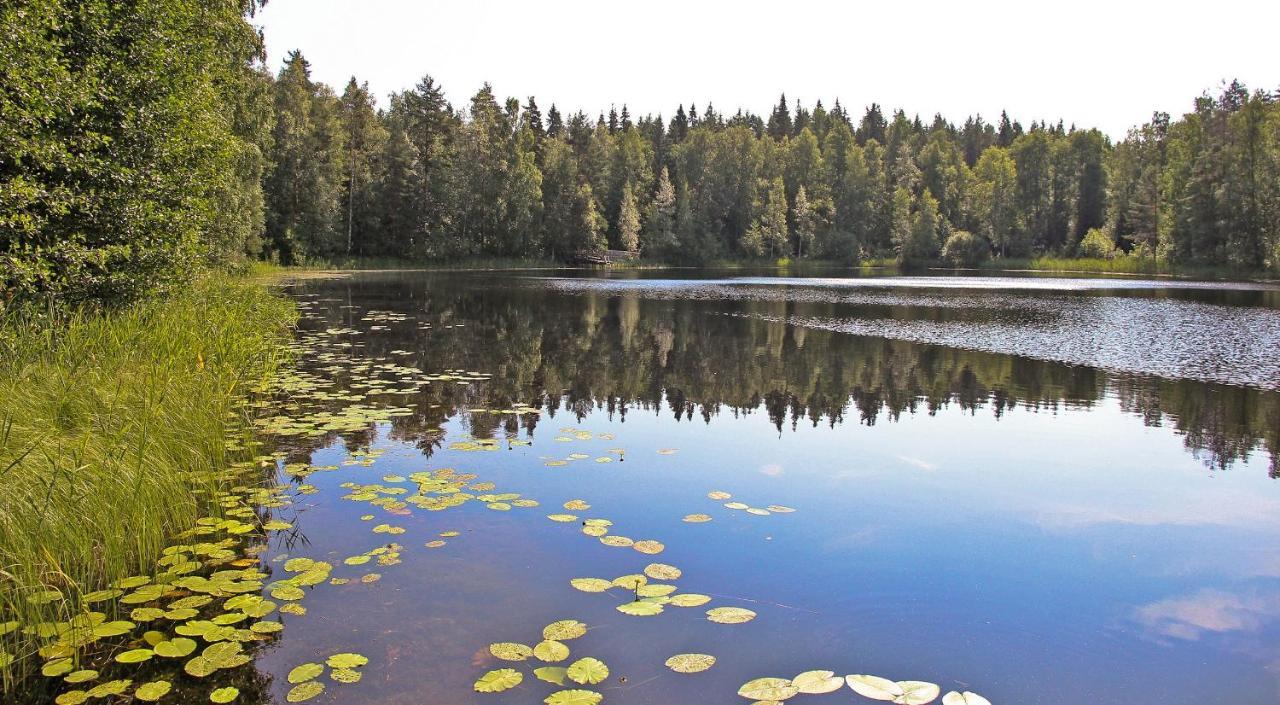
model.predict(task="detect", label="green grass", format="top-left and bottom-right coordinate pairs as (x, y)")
top-left (0, 276), bottom-right (295, 686)
top-left (976, 255), bottom-right (1273, 279)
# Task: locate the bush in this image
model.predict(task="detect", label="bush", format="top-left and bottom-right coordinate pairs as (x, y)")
top-left (941, 230), bottom-right (990, 267)
top-left (1079, 228), bottom-right (1117, 259)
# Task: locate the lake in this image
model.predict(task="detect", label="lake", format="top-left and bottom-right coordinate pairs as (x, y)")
top-left (238, 270), bottom-right (1280, 704)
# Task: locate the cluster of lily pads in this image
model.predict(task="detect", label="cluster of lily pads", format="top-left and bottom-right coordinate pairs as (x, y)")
top-left (18, 468), bottom-right (302, 704)
top-left (736, 673), bottom-right (990, 705)
top-left (706, 490), bottom-right (796, 517)
top-left (546, 501), bottom-right (665, 556)
top-left (474, 619), bottom-right (612, 705)
top-left (568, 561), bottom-right (754, 622)
top-left (282, 651), bottom-right (370, 702)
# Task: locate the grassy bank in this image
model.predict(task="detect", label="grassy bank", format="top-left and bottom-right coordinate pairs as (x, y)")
top-left (0, 276), bottom-right (296, 685)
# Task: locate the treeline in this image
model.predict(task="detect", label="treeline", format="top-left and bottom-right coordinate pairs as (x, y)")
top-left (3, 4), bottom-right (1279, 304)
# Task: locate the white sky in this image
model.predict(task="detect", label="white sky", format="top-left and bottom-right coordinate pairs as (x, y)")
top-left (255, 0), bottom-right (1279, 139)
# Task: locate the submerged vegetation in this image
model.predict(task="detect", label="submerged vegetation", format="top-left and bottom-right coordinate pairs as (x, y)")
top-left (0, 277), bottom-right (295, 689)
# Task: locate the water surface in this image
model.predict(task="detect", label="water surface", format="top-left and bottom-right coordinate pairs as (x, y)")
top-left (249, 269), bottom-right (1280, 705)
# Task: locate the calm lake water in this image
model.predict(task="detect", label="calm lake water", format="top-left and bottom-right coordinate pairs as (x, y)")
top-left (246, 269), bottom-right (1280, 705)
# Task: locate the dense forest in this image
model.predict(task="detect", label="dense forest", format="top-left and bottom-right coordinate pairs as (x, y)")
top-left (3, 2), bottom-right (1280, 304)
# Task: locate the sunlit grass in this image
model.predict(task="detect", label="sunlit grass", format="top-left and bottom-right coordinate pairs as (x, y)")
top-left (0, 276), bottom-right (295, 687)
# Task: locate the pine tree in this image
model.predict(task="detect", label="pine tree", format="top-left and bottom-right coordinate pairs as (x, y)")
top-left (546, 104), bottom-right (564, 137)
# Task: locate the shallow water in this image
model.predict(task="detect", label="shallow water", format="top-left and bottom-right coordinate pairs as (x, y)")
top-left (231, 270), bottom-right (1280, 704)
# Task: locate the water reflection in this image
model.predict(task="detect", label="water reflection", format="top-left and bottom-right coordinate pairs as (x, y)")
top-left (288, 272), bottom-right (1279, 474)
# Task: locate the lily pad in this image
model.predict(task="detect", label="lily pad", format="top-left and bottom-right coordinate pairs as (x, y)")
top-left (633, 540), bottom-right (665, 554)
top-left (474, 668), bottom-right (523, 693)
top-left (210, 686), bottom-right (240, 703)
top-left (846, 675), bottom-right (904, 701)
top-left (134, 681), bottom-right (172, 702)
top-left (534, 666), bottom-right (568, 685)
top-left (683, 514), bottom-right (713, 523)
top-left (793, 670), bottom-right (845, 694)
top-left (707, 607), bottom-right (757, 624)
top-left (708, 491), bottom-right (732, 500)
top-left (489, 642), bottom-right (534, 661)
top-left (330, 668), bottom-right (362, 683)
top-left (566, 657), bottom-right (609, 685)
top-left (115, 648), bottom-right (154, 663)
top-left (942, 692), bottom-right (991, 705)
top-left (542, 619), bottom-right (588, 641)
top-left (643, 563), bottom-right (682, 580)
top-left (288, 663), bottom-right (324, 683)
top-left (569, 578), bottom-right (612, 593)
top-left (326, 652), bottom-right (368, 669)
top-left (286, 681), bottom-right (325, 702)
top-left (893, 681), bottom-right (941, 704)
top-left (534, 640), bottom-right (570, 662)
top-left (738, 677), bottom-right (799, 700)
top-left (617, 601), bottom-right (664, 616)
top-left (669, 593), bottom-right (712, 607)
top-left (545, 690), bottom-right (603, 705)
top-left (665, 653), bottom-right (716, 673)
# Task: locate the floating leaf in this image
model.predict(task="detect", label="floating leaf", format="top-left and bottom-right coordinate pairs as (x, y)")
top-left (210, 686), bottom-right (240, 703)
top-left (474, 668), bottom-right (523, 693)
top-left (64, 670), bottom-right (98, 684)
top-left (86, 680), bottom-right (132, 698)
top-left (766, 505), bottom-right (796, 513)
top-left (669, 593), bottom-right (712, 607)
top-left (793, 670), bottom-right (845, 694)
top-left (942, 692), bottom-right (991, 705)
top-left (134, 681), bottom-right (171, 702)
top-left (707, 607), bottom-right (756, 624)
top-left (43, 658), bottom-right (74, 677)
top-left (563, 500), bottom-right (591, 510)
top-left (547, 514), bottom-right (578, 522)
top-left (570, 578), bottom-right (612, 593)
top-left (489, 642), bottom-right (533, 661)
top-left (92, 620), bottom-right (136, 637)
top-left (846, 675), bottom-right (904, 701)
top-left (330, 668), bottom-right (362, 684)
top-left (599, 535), bottom-right (632, 547)
top-left (724, 502), bottom-right (749, 510)
top-left (542, 619), bottom-right (588, 641)
top-left (566, 657), bottom-right (609, 685)
top-left (425, 540), bottom-right (446, 548)
top-left (286, 681), bottom-right (325, 702)
top-left (326, 652), bottom-right (368, 669)
top-left (545, 690), bottom-right (603, 705)
top-left (644, 563), bottom-right (682, 580)
top-left (683, 514), bottom-right (712, 523)
top-left (738, 677), bottom-right (799, 700)
top-left (665, 653), bottom-right (716, 673)
top-left (893, 682), bottom-right (941, 705)
top-left (636, 584), bottom-right (676, 598)
top-left (534, 666), bottom-right (568, 685)
top-left (55, 692), bottom-right (88, 705)
top-left (617, 601), bottom-right (663, 616)
top-left (610, 574), bottom-right (647, 590)
top-left (534, 640), bottom-right (570, 662)
top-left (288, 663), bottom-right (324, 683)
top-left (115, 648), bottom-right (153, 664)
top-left (707, 491), bottom-right (732, 500)
top-left (633, 540), bottom-right (664, 555)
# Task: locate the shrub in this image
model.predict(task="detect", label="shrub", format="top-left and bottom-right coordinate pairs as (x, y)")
top-left (1079, 228), bottom-right (1117, 259)
top-left (941, 230), bottom-right (990, 267)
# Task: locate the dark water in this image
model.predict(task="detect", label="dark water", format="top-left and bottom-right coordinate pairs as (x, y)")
top-left (251, 269), bottom-right (1280, 705)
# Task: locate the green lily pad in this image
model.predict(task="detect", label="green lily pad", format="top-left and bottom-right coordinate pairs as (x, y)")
top-left (665, 653), bottom-right (716, 673)
top-left (845, 675), bottom-right (904, 701)
top-left (569, 578), bottom-right (612, 593)
top-left (942, 692), bottom-right (992, 705)
top-left (286, 681), bottom-right (325, 702)
top-left (288, 662), bottom-right (324, 683)
top-left (54, 692), bottom-right (88, 705)
top-left (566, 657), bottom-right (609, 685)
top-left (707, 606), bottom-right (756, 624)
top-left (542, 619), bottom-right (588, 641)
top-left (474, 668), bottom-right (523, 693)
top-left (669, 593), bottom-right (711, 607)
top-left (545, 689), bottom-right (603, 705)
top-left (330, 668), bottom-right (362, 683)
top-left (737, 677), bottom-right (799, 700)
top-left (210, 686), bottom-right (240, 703)
top-left (489, 642), bottom-right (533, 661)
top-left (134, 681), bottom-right (171, 701)
top-left (534, 640), bottom-right (570, 662)
top-left (115, 648), bottom-right (154, 663)
top-left (154, 638), bottom-right (197, 658)
top-left (793, 670), bottom-right (844, 694)
top-left (325, 652), bottom-right (368, 669)
top-left (534, 666), bottom-right (568, 685)
top-left (617, 601), bottom-right (663, 616)
top-left (643, 563), bottom-right (682, 580)
top-left (64, 670), bottom-right (98, 684)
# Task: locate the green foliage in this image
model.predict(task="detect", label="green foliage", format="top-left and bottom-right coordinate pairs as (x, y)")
top-left (1078, 228), bottom-right (1117, 259)
top-left (941, 230), bottom-right (990, 267)
top-left (0, 0), bottom-right (270, 304)
top-left (0, 277), bottom-right (295, 673)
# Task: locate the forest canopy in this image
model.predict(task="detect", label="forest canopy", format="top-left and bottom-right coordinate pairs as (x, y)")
top-left (2, 2), bottom-right (1279, 304)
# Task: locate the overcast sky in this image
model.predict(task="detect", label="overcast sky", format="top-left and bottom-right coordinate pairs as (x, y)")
top-left (255, 0), bottom-right (1278, 138)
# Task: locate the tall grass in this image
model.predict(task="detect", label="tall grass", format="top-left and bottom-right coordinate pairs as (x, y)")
top-left (0, 276), bottom-right (295, 686)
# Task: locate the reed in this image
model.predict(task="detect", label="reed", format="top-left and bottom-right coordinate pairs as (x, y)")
top-left (0, 276), bottom-right (295, 688)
